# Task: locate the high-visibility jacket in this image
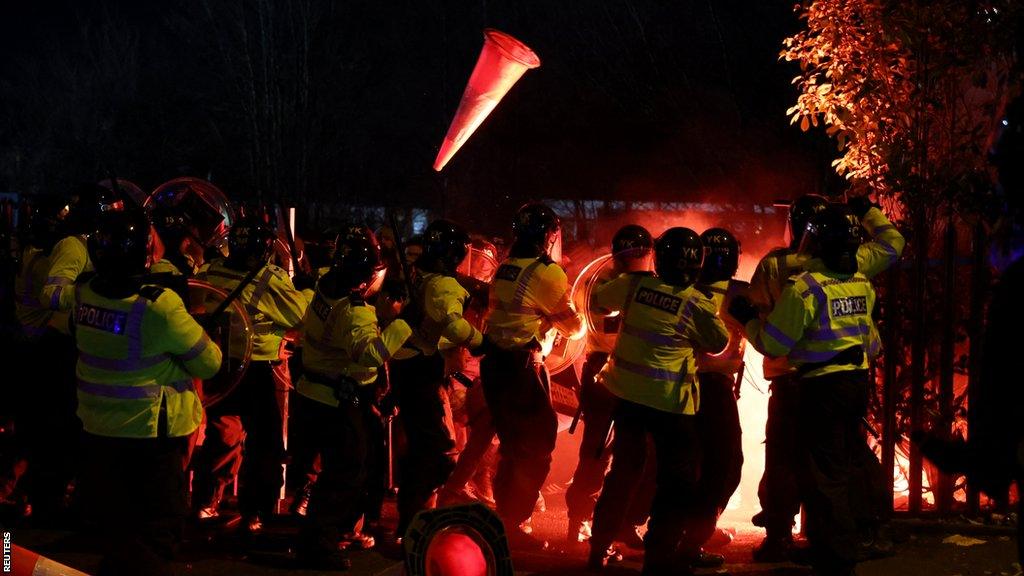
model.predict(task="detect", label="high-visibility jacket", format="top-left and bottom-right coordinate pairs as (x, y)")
top-left (592, 272), bottom-right (729, 415)
top-left (583, 266), bottom-right (622, 355)
top-left (15, 246), bottom-right (52, 340)
top-left (40, 235), bottom-right (93, 334)
top-left (485, 256), bottom-right (584, 350)
top-left (744, 262), bottom-right (880, 379)
top-left (749, 207), bottom-right (903, 378)
top-left (403, 270), bottom-right (483, 352)
top-left (151, 253), bottom-right (200, 277)
top-left (696, 278), bottom-right (749, 376)
top-left (297, 287), bottom-right (412, 408)
top-left (406, 272), bottom-right (484, 354)
top-left (197, 260), bottom-right (309, 361)
top-left (72, 281), bottom-right (222, 438)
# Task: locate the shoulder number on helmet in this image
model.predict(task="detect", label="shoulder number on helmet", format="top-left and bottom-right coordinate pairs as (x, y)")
top-left (830, 296), bottom-right (868, 318)
top-left (495, 264), bottom-right (522, 282)
top-left (634, 287), bottom-right (682, 315)
top-left (76, 304), bottom-right (128, 335)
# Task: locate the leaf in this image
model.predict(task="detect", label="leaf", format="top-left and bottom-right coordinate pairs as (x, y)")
top-left (800, 115), bottom-right (811, 131)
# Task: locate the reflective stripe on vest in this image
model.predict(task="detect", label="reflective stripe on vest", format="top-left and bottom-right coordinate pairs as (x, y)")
top-left (75, 286), bottom-right (186, 395)
top-left (248, 268), bottom-right (275, 313)
top-left (611, 354), bottom-right (683, 382)
top-left (78, 378), bottom-right (194, 399)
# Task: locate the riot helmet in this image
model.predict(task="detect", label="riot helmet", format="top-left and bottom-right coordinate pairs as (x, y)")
top-left (23, 195), bottom-right (69, 253)
top-left (799, 205), bottom-right (862, 274)
top-left (510, 202), bottom-right (560, 258)
top-left (789, 194), bottom-right (829, 249)
top-left (88, 206), bottom-right (152, 279)
top-left (417, 220), bottom-right (471, 275)
top-left (655, 227), bottom-right (704, 287)
top-left (226, 216), bottom-right (275, 271)
top-left (65, 182), bottom-right (127, 236)
top-left (699, 227), bottom-right (740, 283)
top-left (332, 226), bottom-right (387, 298)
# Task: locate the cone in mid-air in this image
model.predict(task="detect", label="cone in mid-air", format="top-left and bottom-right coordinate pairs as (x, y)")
top-left (433, 29), bottom-right (540, 171)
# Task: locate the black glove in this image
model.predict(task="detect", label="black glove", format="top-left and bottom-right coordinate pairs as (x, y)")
top-left (847, 195), bottom-right (880, 219)
top-left (727, 295), bottom-right (759, 325)
top-left (292, 273), bottom-right (317, 291)
top-left (469, 333), bottom-right (495, 357)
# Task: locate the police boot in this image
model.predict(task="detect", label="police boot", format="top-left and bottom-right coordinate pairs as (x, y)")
top-left (586, 543), bottom-right (623, 572)
top-left (618, 523), bottom-right (645, 550)
top-left (751, 533), bottom-right (794, 563)
top-left (705, 526), bottom-right (735, 549)
top-left (689, 549), bottom-right (726, 569)
top-left (567, 518), bottom-right (592, 546)
top-left (507, 527), bottom-right (550, 552)
top-left (289, 483), bottom-right (313, 517)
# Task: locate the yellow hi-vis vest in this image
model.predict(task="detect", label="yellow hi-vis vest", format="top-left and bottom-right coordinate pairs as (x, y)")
top-left (41, 235), bottom-right (93, 335)
top-left (406, 272), bottom-right (483, 355)
top-left (697, 278), bottom-right (749, 376)
top-left (16, 246), bottom-right (52, 340)
top-left (748, 206), bottom-right (904, 379)
top-left (744, 262), bottom-right (880, 379)
top-left (592, 273), bottom-right (729, 415)
top-left (297, 287), bottom-right (412, 408)
top-left (197, 260), bottom-right (309, 361)
top-left (73, 281), bottom-right (222, 438)
top-left (485, 256), bottom-right (584, 350)
top-left (582, 267), bottom-right (622, 355)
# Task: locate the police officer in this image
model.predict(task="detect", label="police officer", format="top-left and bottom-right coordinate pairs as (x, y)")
top-left (6, 196), bottom-right (64, 508)
top-left (732, 206), bottom-right (881, 576)
top-left (747, 193), bottom-right (904, 560)
top-left (294, 226), bottom-right (412, 569)
top-left (150, 204), bottom-right (203, 277)
top-left (193, 216), bottom-right (309, 532)
top-left (33, 184), bottom-right (118, 524)
top-left (73, 206), bottom-right (221, 573)
top-left (16, 196), bottom-right (65, 340)
top-left (565, 224), bottom-right (654, 545)
top-left (683, 227), bottom-right (748, 567)
top-left (480, 203), bottom-right (584, 550)
top-left (588, 227), bottom-right (728, 575)
top-left (390, 219), bottom-right (485, 538)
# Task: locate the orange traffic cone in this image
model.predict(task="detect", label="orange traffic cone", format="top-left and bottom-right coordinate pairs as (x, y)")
top-left (432, 29), bottom-right (541, 171)
top-left (9, 544), bottom-right (90, 576)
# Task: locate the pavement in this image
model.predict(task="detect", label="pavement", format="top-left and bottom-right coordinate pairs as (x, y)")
top-left (4, 494), bottom-right (1021, 576)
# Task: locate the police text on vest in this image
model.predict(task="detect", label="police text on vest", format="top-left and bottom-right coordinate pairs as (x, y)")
top-left (830, 296), bottom-right (868, 318)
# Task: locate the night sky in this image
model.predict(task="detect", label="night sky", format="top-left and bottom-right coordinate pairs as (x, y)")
top-left (0, 0), bottom-right (843, 236)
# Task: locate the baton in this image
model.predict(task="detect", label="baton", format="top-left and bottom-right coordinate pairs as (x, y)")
top-left (568, 402), bottom-right (584, 435)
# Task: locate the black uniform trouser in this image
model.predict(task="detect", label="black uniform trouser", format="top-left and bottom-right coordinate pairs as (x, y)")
top-left (480, 346), bottom-right (558, 527)
top-left (78, 432), bottom-right (188, 570)
top-left (757, 374), bottom-right (802, 538)
top-left (297, 394), bottom-right (369, 557)
top-left (592, 399), bottom-right (700, 574)
top-left (681, 371), bottom-right (744, 554)
top-left (565, 352), bottom-right (616, 523)
top-left (850, 434), bottom-right (890, 537)
top-left (360, 399), bottom-right (389, 525)
top-left (590, 416), bottom-right (656, 549)
top-left (392, 353), bottom-right (456, 535)
top-left (192, 360), bottom-right (287, 518)
top-left (797, 370), bottom-right (869, 576)
top-left (442, 383), bottom-right (497, 496)
top-left (24, 329), bottom-right (81, 521)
